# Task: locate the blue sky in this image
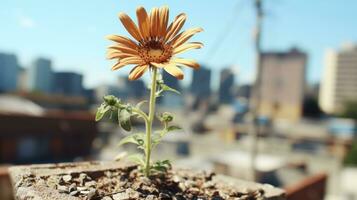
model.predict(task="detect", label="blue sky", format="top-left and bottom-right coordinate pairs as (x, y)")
top-left (0, 0), bottom-right (356, 89)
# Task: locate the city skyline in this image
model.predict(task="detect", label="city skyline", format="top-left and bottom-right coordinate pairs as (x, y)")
top-left (1, 0), bottom-right (357, 89)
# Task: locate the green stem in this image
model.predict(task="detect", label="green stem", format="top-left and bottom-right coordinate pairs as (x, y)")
top-left (132, 108), bottom-right (149, 122)
top-left (145, 67), bottom-right (157, 176)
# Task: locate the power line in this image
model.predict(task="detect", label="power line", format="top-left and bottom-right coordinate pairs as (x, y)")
top-left (204, 0), bottom-right (247, 63)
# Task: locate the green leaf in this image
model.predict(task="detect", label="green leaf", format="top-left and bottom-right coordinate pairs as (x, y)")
top-left (160, 83), bottom-right (180, 95)
top-left (118, 108), bottom-right (132, 131)
top-left (95, 104), bottom-right (110, 121)
top-left (167, 125), bottom-right (182, 132)
top-left (103, 95), bottom-right (120, 106)
top-left (151, 160), bottom-right (171, 172)
top-left (118, 133), bottom-right (145, 147)
top-left (127, 154), bottom-right (145, 166)
top-left (158, 112), bottom-right (174, 122)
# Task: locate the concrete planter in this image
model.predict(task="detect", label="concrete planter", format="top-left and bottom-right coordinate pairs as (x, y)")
top-left (9, 161), bottom-right (285, 200)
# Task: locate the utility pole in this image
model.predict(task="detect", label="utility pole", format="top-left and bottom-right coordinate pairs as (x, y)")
top-left (248, 0), bottom-right (263, 182)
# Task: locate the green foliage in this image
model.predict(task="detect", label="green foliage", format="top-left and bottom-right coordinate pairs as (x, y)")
top-left (96, 95), bottom-right (137, 131)
top-left (340, 101), bottom-right (357, 119)
top-left (155, 74), bottom-right (180, 97)
top-left (158, 112), bottom-right (174, 122)
top-left (118, 107), bottom-right (132, 131)
top-left (118, 133), bottom-right (145, 149)
top-left (344, 140), bottom-right (357, 166)
top-left (127, 154), bottom-right (145, 166)
top-left (151, 160), bottom-right (172, 173)
top-left (95, 74), bottom-right (182, 176)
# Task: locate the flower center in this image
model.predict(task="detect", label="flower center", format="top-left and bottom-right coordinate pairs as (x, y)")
top-left (138, 40), bottom-right (172, 64)
top-left (148, 49), bottom-right (163, 58)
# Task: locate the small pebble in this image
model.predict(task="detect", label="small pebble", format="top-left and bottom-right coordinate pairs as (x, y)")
top-left (62, 175), bottom-right (72, 182)
top-left (85, 180), bottom-right (97, 188)
top-left (112, 192), bottom-right (129, 200)
top-left (77, 186), bottom-right (87, 191)
top-left (145, 195), bottom-right (156, 200)
top-left (69, 190), bottom-right (79, 196)
top-left (57, 185), bottom-right (68, 193)
top-left (87, 188), bottom-right (96, 199)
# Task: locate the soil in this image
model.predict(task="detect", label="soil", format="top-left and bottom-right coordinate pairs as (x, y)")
top-left (18, 165), bottom-right (266, 200)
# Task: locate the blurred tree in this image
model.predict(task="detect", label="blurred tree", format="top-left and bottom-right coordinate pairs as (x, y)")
top-left (344, 140), bottom-right (357, 166)
top-left (340, 101), bottom-right (357, 119)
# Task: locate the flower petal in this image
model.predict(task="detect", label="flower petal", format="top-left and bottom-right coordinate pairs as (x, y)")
top-left (173, 42), bottom-right (203, 55)
top-left (136, 7), bottom-right (151, 39)
top-left (128, 65), bottom-right (149, 80)
top-left (111, 57), bottom-right (143, 70)
top-left (158, 6), bottom-right (169, 37)
top-left (107, 50), bottom-right (139, 60)
top-left (164, 63), bottom-right (184, 80)
top-left (149, 7), bottom-right (160, 37)
top-left (150, 62), bottom-right (165, 68)
top-left (108, 45), bottom-right (138, 55)
top-left (172, 58), bottom-right (200, 69)
top-left (106, 35), bottom-right (138, 49)
top-left (165, 13), bottom-right (186, 42)
top-left (118, 12), bottom-right (142, 41)
top-left (171, 27), bottom-right (203, 48)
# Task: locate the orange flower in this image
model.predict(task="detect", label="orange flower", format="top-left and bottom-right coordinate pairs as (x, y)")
top-left (106, 6), bottom-right (203, 80)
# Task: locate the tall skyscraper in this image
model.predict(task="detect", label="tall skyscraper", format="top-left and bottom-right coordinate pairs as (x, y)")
top-left (256, 48), bottom-right (306, 121)
top-left (0, 53), bottom-right (19, 92)
top-left (219, 68), bottom-right (235, 104)
top-left (28, 58), bottom-right (53, 93)
top-left (190, 66), bottom-right (211, 98)
top-left (320, 44), bottom-right (357, 114)
top-left (54, 72), bottom-right (83, 96)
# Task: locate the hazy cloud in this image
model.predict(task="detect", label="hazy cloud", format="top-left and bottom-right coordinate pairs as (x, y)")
top-left (15, 8), bottom-right (36, 29)
top-left (18, 15), bottom-right (36, 28)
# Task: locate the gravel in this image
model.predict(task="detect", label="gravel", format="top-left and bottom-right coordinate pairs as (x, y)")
top-left (18, 165), bottom-right (266, 200)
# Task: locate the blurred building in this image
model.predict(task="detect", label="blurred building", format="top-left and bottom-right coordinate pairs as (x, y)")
top-left (219, 68), bottom-right (235, 104)
top-left (190, 66), bottom-right (211, 99)
top-left (319, 44), bottom-right (357, 114)
top-left (95, 84), bottom-right (127, 102)
top-left (17, 67), bottom-right (28, 91)
top-left (126, 78), bottom-right (146, 99)
top-left (54, 72), bottom-right (83, 96)
top-left (160, 71), bottom-right (183, 107)
top-left (28, 58), bottom-right (53, 93)
top-left (257, 48), bottom-right (306, 122)
top-left (237, 84), bottom-right (252, 99)
top-left (163, 70), bottom-right (182, 91)
top-left (0, 53), bottom-right (19, 92)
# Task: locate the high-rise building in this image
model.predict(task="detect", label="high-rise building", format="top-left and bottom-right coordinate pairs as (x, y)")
top-left (320, 44), bottom-right (357, 114)
top-left (54, 72), bottom-right (83, 96)
top-left (0, 53), bottom-right (19, 92)
top-left (28, 58), bottom-right (53, 93)
top-left (256, 48), bottom-right (306, 121)
top-left (219, 68), bottom-right (235, 104)
top-left (190, 66), bottom-right (211, 98)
